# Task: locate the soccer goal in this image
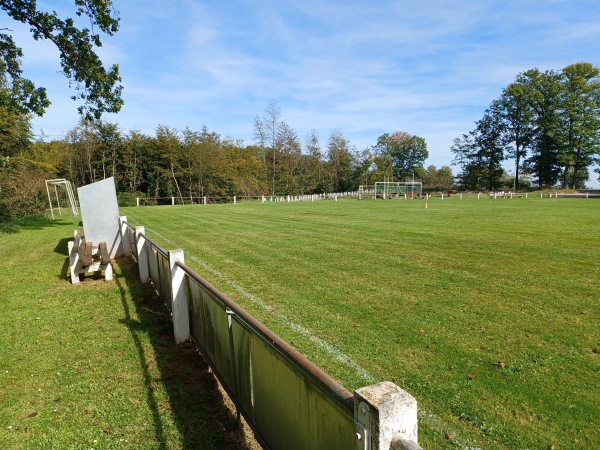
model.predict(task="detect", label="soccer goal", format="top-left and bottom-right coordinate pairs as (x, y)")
top-left (45, 179), bottom-right (79, 219)
top-left (374, 181), bottom-right (422, 200)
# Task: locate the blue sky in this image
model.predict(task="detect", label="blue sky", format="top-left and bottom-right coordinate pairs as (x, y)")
top-left (10, 0), bottom-right (600, 185)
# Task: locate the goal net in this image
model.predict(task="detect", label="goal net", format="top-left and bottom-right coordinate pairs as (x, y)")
top-left (46, 179), bottom-right (79, 219)
top-left (373, 181), bottom-right (422, 199)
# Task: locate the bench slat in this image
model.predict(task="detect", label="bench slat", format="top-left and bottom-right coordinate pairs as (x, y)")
top-left (82, 241), bottom-right (93, 266)
top-left (98, 241), bottom-right (110, 265)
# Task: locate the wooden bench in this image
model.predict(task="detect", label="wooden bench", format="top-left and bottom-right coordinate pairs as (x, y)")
top-left (68, 230), bottom-right (113, 284)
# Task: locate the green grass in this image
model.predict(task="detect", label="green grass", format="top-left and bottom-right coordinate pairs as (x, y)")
top-left (122, 197), bottom-right (600, 449)
top-left (0, 215), bottom-right (255, 449)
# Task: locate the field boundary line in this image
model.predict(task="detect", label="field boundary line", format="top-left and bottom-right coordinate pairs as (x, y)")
top-left (142, 225), bottom-right (377, 385)
top-left (130, 220), bottom-right (476, 448)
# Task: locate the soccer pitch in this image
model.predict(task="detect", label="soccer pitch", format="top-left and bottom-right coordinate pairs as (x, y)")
top-left (122, 197), bottom-right (599, 449)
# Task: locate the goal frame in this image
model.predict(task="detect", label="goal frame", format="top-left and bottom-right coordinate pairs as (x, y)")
top-left (45, 179), bottom-right (79, 219)
top-left (374, 181), bottom-right (422, 200)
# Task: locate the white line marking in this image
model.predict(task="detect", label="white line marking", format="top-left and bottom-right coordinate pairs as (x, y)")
top-left (144, 225), bottom-right (377, 385)
top-left (134, 220), bottom-right (477, 448)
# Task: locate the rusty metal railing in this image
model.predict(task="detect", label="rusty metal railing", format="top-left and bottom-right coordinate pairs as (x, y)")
top-left (118, 216), bottom-right (422, 450)
top-left (180, 260), bottom-right (355, 449)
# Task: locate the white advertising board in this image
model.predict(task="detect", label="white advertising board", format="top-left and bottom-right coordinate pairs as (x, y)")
top-left (77, 177), bottom-right (123, 257)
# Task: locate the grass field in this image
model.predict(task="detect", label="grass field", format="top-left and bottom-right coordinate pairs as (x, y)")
top-left (0, 215), bottom-right (257, 449)
top-left (122, 196), bottom-right (599, 449)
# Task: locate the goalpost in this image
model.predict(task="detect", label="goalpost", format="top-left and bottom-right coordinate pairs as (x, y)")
top-left (373, 181), bottom-right (422, 200)
top-left (45, 179), bottom-right (79, 219)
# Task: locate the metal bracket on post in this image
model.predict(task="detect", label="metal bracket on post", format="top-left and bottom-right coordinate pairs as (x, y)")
top-left (226, 308), bottom-right (241, 420)
top-left (355, 400), bottom-right (370, 450)
top-left (226, 308), bottom-right (239, 398)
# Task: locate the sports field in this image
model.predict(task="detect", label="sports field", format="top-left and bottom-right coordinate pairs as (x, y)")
top-left (122, 196), bottom-right (599, 449)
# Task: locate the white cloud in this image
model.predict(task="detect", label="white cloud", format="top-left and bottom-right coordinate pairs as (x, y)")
top-left (17, 0), bottom-right (600, 186)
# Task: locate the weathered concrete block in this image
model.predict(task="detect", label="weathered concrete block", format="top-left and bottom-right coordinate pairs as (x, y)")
top-left (354, 381), bottom-right (420, 450)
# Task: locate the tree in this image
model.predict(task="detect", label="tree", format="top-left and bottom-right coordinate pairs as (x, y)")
top-left (0, 0), bottom-right (123, 118)
top-left (451, 110), bottom-right (506, 191)
top-left (495, 80), bottom-right (534, 190)
top-left (0, 100), bottom-right (32, 157)
top-left (155, 125), bottom-right (184, 202)
top-left (276, 121), bottom-right (301, 194)
top-left (354, 147), bottom-right (376, 187)
top-left (65, 118), bottom-right (98, 185)
top-left (120, 130), bottom-right (149, 194)
top-left (304, 129), bottom-right (324, 193)
top-left (518, 69), bottom-right (562, 187)
top-left (93, 120), bottom-right (122, 180)
top-left (326, 130), bottom-right (354, 192)
top-left (373, 132), bottom-right (428, 181)
top-left (557, 62), bottom-right (600, 188)
top-left (423, 165), bottom-right (454, 191)
top-left (253, 98), bottom-right (281, 195)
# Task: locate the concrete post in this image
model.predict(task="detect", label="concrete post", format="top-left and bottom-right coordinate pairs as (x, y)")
top-left (169, 249), bottom-right (189, 343)
top-left (67, 232), bottom-right (81, 285)
top-left (136, 226), bottom-right (149, 282)
top-left (119, 216), bottom-right (131, 256)
top-left (355, 381), bottom-right (421, 450)
top-left (136, 197), bottom-right (140, 207)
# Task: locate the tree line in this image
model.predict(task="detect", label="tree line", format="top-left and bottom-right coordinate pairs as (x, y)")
top-left (452, 62), bottom-right (600, 190)
top-left (0, 98), bottom-right (455, 220)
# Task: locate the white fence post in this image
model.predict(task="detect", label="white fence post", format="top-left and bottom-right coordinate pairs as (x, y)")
top-left (136, 197), bottom-right (140, 207)
top-left (135, 226), bottom-right (149, 283)
top-left (355, 382), bottom-right (421, 450)
top-left (169, 249), bottom-right (189, 343)
top-left (119, 216), bottom-right (131, 256)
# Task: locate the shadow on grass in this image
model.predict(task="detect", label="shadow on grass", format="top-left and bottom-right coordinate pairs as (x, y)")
top-left (112, 256), bottom-right (256, 449)
top-left (0, 214), bottom-right (75, 234)
top-left (54, 237), bottom-right (72, 279)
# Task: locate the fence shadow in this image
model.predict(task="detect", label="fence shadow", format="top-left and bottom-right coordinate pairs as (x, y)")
top-left (1, 214), bottom-right (73, 234)
top-left (112, 256), bottom-right (258, 449)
